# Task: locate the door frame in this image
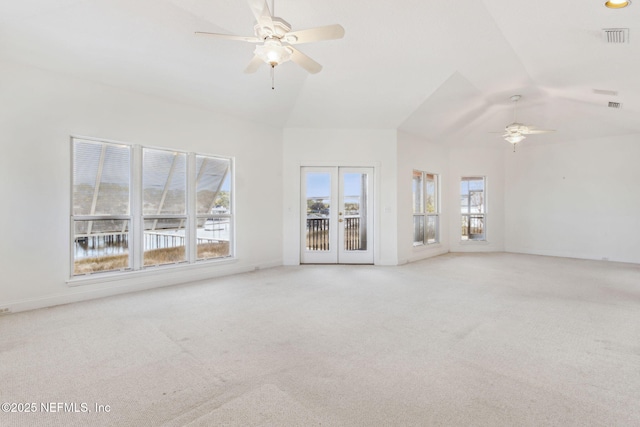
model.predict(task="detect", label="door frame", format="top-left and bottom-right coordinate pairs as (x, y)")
top-left (298, 163), bottom-right (378, 264)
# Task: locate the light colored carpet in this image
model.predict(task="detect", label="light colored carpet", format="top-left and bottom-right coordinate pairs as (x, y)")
top-left (1, 252), bottom-right (639, 426)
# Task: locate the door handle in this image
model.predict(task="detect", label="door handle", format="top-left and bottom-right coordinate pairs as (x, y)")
top-left (338, 218), bottom-right (344, 223)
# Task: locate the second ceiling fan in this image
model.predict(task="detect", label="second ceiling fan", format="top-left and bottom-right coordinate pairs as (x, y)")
top-left (196, 0), bottom-right (345, 87)
top-left (495, 95), bottom-right (555, 151)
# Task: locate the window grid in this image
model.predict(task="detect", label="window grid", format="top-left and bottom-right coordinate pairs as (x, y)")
top-left (71, 137), bottom-right (233, 277)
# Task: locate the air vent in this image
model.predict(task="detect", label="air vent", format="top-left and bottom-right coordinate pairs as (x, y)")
top-left (608, 101), bottom-right (622, 109)
top-left (603, 28), bottom-right (629, 43)
top-left (593, 89), bottom-right (619, 96)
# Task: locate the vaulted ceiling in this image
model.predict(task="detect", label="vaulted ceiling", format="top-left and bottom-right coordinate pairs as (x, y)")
top-left (2, 0), bottom-right (639, 148)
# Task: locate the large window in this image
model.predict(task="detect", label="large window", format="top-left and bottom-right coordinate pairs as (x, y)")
top-left (143, 148), bottom-right (187, 266)
top-left (71, 137), bottom-right (232, 277)
top-left (412, 170), bottom-right (439, 245)
top-left (460, 176), bottom-right (485, 241)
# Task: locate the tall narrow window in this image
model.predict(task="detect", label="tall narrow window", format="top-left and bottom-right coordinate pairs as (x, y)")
top-left (460, 177), bottom-right (485, 241)
top-left (72, 140), bottom-right (131, 275)
top-left (195, 155), bottom-right (231, 260)
top-left (142, 148), bottom-right (187, 266)
top-left (71, 137), bottom-right (233, 278)
top-left (413, 170), bottom-right (439, 245)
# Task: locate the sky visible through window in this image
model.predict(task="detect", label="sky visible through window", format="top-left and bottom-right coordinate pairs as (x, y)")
top-left (460, 177), bottom-right (484, 214)
top-left (306, 173), bottom-right (362, 198)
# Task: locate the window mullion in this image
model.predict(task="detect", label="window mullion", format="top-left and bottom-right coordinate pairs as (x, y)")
top-left (423, 172), bottom-right (428, 243)
top-left (187, 153), bottom-right (196, 263)
top-left (131, 145), bottom-right (143, 270)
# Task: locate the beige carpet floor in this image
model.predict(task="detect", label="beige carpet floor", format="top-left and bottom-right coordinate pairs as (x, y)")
top-left (1, 252), bottom-right (639, 426)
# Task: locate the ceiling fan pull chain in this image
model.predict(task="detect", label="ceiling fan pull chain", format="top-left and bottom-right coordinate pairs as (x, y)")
top-left (271, 64), bottom-right (275, 90)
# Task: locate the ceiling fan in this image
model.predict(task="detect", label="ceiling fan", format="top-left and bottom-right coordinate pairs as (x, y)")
top-left (195, 0), bottom-right (345, 88)
top-left (494, 95), bottom-right (555, 151)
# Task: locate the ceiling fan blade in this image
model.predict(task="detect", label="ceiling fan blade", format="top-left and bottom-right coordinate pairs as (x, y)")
top-left (248, 0), bottom-right (274, 30)
top-left (289, 47), bottom-right (323, 74)
top-left (284, 24), bottom-right (345, 44)
top-left (244, 55), bottom-right (264, 73)
top-left (195, 32), bottom-right (261, 43)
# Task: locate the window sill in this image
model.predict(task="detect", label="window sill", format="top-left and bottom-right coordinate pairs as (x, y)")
top-left (67, 257), bottom-right (237, 287)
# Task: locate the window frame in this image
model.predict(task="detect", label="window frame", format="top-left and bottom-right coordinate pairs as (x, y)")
top-left (141, 147), bottom-right (189, 267)
top-left (460, 176), bottom-right (486, 242)
top-left (193, 153), bottom-right (234, 262)
top-left (412, 170), bottom-right (440, 246)
top-left (70, 136), bottom-right (234, 281)
top-left (70, 138), bottom-right (134, 274)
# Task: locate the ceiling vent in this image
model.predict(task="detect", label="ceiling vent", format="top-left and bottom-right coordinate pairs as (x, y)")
top-left (608, 101), bottom-right (622, 108)
top-left (593, 89), bottom-right (619, 96)
top-left (603, 28), bottom-right (629, 43)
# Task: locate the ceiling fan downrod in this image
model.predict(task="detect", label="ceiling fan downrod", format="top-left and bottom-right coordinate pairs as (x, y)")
top-left (511, 94), bottom-right (521, 122)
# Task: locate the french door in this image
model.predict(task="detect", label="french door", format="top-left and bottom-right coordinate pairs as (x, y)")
top-left (301, 167), bottom-right (374, 264)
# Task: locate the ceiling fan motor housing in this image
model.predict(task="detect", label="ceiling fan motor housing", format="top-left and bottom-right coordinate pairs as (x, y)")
top-left (255, 17), bottom-right (291, 40)
top-left (505, 122), bottom-right (529, 133)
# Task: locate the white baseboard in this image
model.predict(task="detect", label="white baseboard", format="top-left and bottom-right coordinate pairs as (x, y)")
top-left (2, 259), bottom-right (283, 314)
top-left (407, 247), bottom-right (449, 264)
top-left (505, 247), bottom-right (639, 265)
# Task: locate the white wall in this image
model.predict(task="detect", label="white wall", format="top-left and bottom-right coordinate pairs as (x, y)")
top-left (0, 61), bottom-right (283, 312)
top-left (282, 128), bottom-right (398, 265)
top-left (5, 60), bottom-right (636, 314)
top-left (505, 136), bottom-right (640, 263)
top-left (396, 131), bottom-right (450, 264)
top-left (448, 147), bottom-right (505, 252)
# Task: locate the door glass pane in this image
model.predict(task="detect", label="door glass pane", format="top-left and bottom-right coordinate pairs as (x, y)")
top-left (306, 173), bottom-right (331, 251)
top-left (143, 219), bottom-right (186, 266)
top-left (343, 173), bottom-right (367, 251)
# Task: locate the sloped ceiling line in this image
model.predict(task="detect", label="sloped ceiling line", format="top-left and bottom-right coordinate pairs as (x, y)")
top-left (1, 0), bottom-right (639, 145)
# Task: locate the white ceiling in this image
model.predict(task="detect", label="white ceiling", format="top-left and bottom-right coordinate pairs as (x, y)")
top-left (2, 0), bottom-right (639, 148)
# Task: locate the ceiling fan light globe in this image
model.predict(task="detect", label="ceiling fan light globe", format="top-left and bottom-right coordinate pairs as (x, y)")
top-left (605, 0), bottom-right (630, 8)
top-left (254, 39), bottom-right (292, 66)
top-left (505, 134), bottom-right (525, 144)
